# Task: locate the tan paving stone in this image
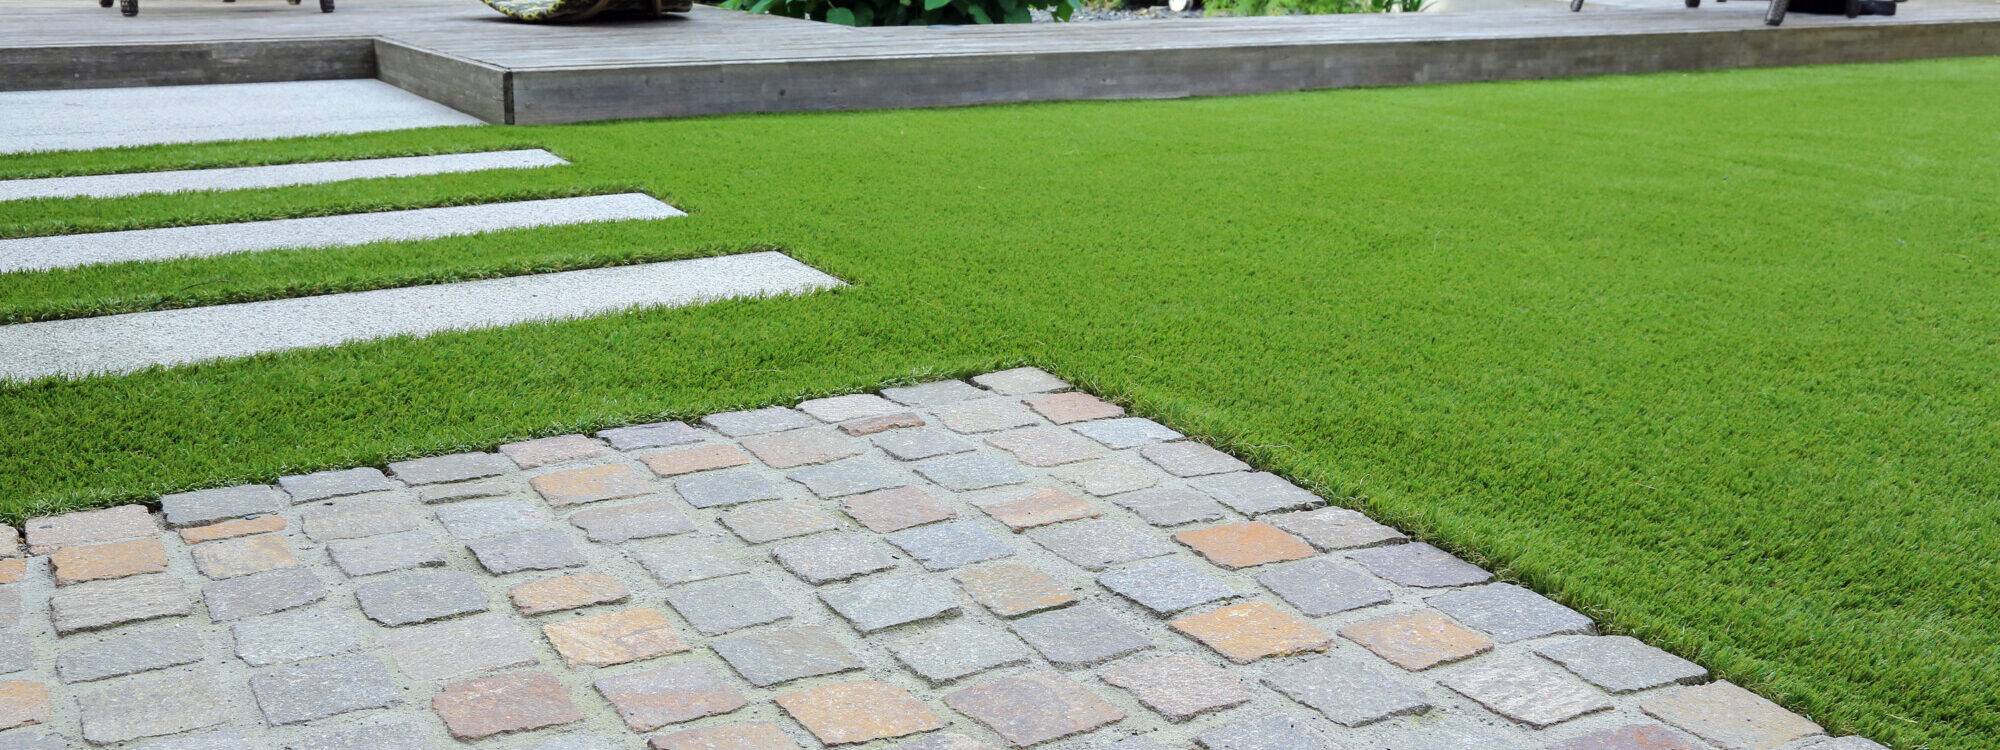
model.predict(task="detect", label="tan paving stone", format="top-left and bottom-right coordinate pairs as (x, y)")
top-left (0, 559), bottom-right (24, 585)
top-left (1174, 522), bottom-right (1314, 570)
top-left (26, 505), bottom-right (156, 554)
top-left (651, 722), bottom-right (802, 750)
top-left (177, 514), bottom-right (287, 544)
top-left (641, 443), bottom-right (752, 477)
top-left (975, 487), bottom-right (1102, 531)
top-left (509, 572), bottom-right (632, 615)
top-left (945, 670), bottom-right (1124, 747)
top-left (839, 412), bottom-right (924, 436)
top-left (544, 608), bottom-right (689, 668)
top-left (956, 562), bottom-right (1076, 617)
top-left (0, 680), bottom-right (50, 730)
top-left (500, 434), bottom-right (610, 469)
top-left (51, 537), bottom-right (167, 586)
top-left (1337, 608), bottom-right (1494, 671)
top-left (531, 463), bottom-right (655, 506)
top-left (191, 533), bottom-right (298, 579)
top-left (841, 485), bottom-right (955, 533)
top-left (1640, 681), bottom-right (1824, 750)
top-left (776, 680), bottom-right (943, 745)
top-left (1169, 601), bottom-right (1331, 664)
top-left (432, 671), bottom-right (584, 740)
top-left (1024, 392), bottom-right (1125, 424)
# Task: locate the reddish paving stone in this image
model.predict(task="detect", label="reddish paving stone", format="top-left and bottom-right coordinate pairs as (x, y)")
top-left (531, 463), bottom-right (655, 507)
top-left (191, 533), bottom-right (298, 579)
top-left (0, 680), bottom-right (50, 730)
top-left (1024, 392), bottom-right (1125, 424)
top-left (650, 722), bottom-right (802, 750)
top-left (946, 670), bottom-right (1124, 747)
top-left (1099, 654), bottom-right (1252, 722)
top-left (1640, 681), bottom-right (1824, 750)
top-left (0, 527), bottom-right (16, 558)
top-left (1168, 601), bottom-right (1332, 664)
top-left (544, 608), bottom-right (690, 668)
top-left (500, 435), bottom-right (609, 469)
top-left (432, 671), bottom-right (584, 740)
top-left (0, 559), bottom-right (24, 585)
top-left (740, 430), bottom-right (864, 469)
top-left (1553, 724), bottom-right (1705, 750)
top-left (840, 412), bottom-right (925, 436)
top-left (25, 505), bottom-right (157, 554)
top-left (594, 662), bottom-right (747, 731)
top-left (641, 444), bottom-right (752, 477)
top-left (177, 515), bottom-right (287, 544)
top-left (509, 572), bottom-right (632, 615)
top-left (1337, 609), bottom-right (1494, 671)
top-left (777, 680), bottom-right (944, 744)
top-left (841, 486), bottom-right (955, 533)
top-left (976, 488), bottom-right (1102, 531)
top-left (956, 562), bottom-right (1076, 617)
top-left (51, 537), bottom-right (168, 586)
top-left (1174, 522), bottom-right (1314, 570)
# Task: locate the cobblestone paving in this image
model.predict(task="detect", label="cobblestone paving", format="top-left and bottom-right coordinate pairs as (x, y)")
top-left (0, 369), bottom-right (1885, 749)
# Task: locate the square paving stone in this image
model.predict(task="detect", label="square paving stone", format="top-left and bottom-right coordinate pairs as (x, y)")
top-left (641, 444), bottom-right (752, 478)
top-left (278, 467), bottom-right (400, 503)
top-left (388, 452), bottom-right (514, 486)
top-left (1427, 583), bottom-right (1595, 643)
top-left (76, 669), bottom-right (229, 744)
top-left (1138, 442), bottom-right (1249, 477)
top-left (568, 500), bottom-right (694, 543)
top-left (1097, 557), bottom-right (1239, 614)
top-left (543, 608), bottom-right (689, 667)
top-left (300, 502), bottom-right (418, 542)
top-left (1348, 542), bottom-right (1493, 588)
top-left (772, 533), bottom-right (898, 584)
top-left (202, 566), bottom-right (325, 622)
top-left (888, 620), bottom-right (1032, 684)
top-left (1010, 604), bottom-right (1152, 667)
top-left (530, 463), bottom-right (654, 506)
top-left (701, 406), bottom-right (815, 437)
top-left (1255, 557), bottom-right (1392, 616)
top-left (973, 487), bottom-right (1102, 531)
top-left (886, 520), bottom-right (1015, 570)
top-left (663, 575), bottom-right (793, 635)
top-left (787, 458), bottom-right (909, 498)
top-left (356, 570), bottom-right (489, 626)
top-left (230, 606), bottom-right (365, 666)
top-left (1185, 472), bottom-right (1318, 516)
top-left (25, 505), bottom-right (156, 554)
top-left (1266, 506), bottom-right (1405, 550)
top-left (840, 411), bottom-right (926, 435)
top-left (435, 500), bottom-right (552, 542)
top-left (778, 680), bottom-right (943, 745)
top-left (250, 655), bottom-right (402, 725)
top-left (1337, 608), bottom-right (1493, 671)
top-left (418, 479), bottom-right (513, 504)
top-left (675, 471), bottom-right (782, 509)
top-left (984, 427), bottom-right (1104, 467)
top-left (55, 628), bottom-right (203, 683)
top-left (191, 533), bottom-right (296, 579)
top-left (1176, 521), bottom-right (1315, 569)
top-left (509, 572), bottom-right (631, 615)
top-left (819, 574), bottom-right (961, 633)
top-left (1442, 655), bottom-right (1613, 729)
top-left (432, 670), bottom-right (584, 740)
top-left (798, 393), bottom-right (905, 423)
top-left (1639, 680), bottom-right (1824, 750)
top-left (0, 681), bottom-right (50, 736)
top-left (721, 500), bottom-right (840, 544)
top-left (1072, 417), bottom-right (1182, 448)
top-left (1552, 724), bottom-right (1704, 750)
top-left (1026, 519), bottom-right (1176, 571)
top-left (650, 722), bottom-right (801, 750)
top-left (1099, 653), bottom-right (1251, 722)
top-left (0, 633), bottom-right (29, 675)
top-left (742, 429), bottom-right (864, 468)
top-left (1193, 712), bottom-right (1347, 750)
top-left (327, 529), bottom-right (446, 577)
top-left (383, 612), bottom-right (541, 681)
top-left (945, 670), bottom-right (1124, 747)
top-left (1024, 392), bottom-right (1125, 425)
top-left (1262, 653), bottom-right (1432, 727)
top-left (913, 453), bottom-right (1028, 492)
top-left (598, 421), bottom-right (706, 450)
top-left (468, 528), bottom-right (589, 573)
top-left (593, 662), bottom-right (747, 731)
top-left (500, 434), bottom-right (609, 469)
top-left (160, 484), bottom-right (289, 527)
top-left (1111, 487), bottom-right (1228, 527)
top-left (955, 562), bottom-right (1077, 618)
top-left (1535, 636), bottom-right (1708, 694)
top-left (882, 380), bottom-right (987, 407)
top-left (889, 732), bottom-right (1000, 750)
top-left (873, 428), bottom-right (977, 461)
top-left (972, 367), bottom-right (1069, 395)
top-left (1169, 601), bottom-right (1332, 664)
top-left (1051, 458), bottom-right (1161, 497)
top-left (711, 625), bottom-right (862, 687)
top-left (635, 537), bottom-right (751, 586)
top-left (51, 537), bottom-right (167, 585)
top-left (842, 485), bottom-right (956, 533)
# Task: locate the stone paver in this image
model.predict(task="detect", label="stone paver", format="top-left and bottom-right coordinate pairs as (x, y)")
top-left (972, 367), bottom-right (1068, 395)
top-left (160, 484), bottom-right (289, 528)
top-left (76, 670), bottom-right (227, 744)
top-left (742, 429), bottom-right (863, 468)
top-left (799, 393), bottom-right (906, 423)
top-left (1052, 457), bottom-right (1161, 497)
top-left (530, 463), bottom-right (654, 506)
top-left (249, 655), bottom-right (401, 725)
top-left (874, 428), bottom-right (977, 461)
top-left (664, 575), bottom-right (793, 635)
top-left (382, 612), bottom-right (540, 681)
top-left (1185, 472), bottom-right (1317, 516)
top-left (889, 620), bottom-right (1033, 684)
top-left (1536, 635), bottom-right (1709, 694)
top-left (1195, 713), bottom-right (1344, 750)
top-left (820, 575), bottom-right (961, 633)
top-left (1254, 557), bottom-right (1392, 616)
top-left (435, 500), bottom-right (551, 542)
top-left (772, 533), bottom-right (897, 584)
top-left (328, 529), bottom-right (446, 577)
top-left (1097, 557), bottom-right (1239, 614)
top-left (594, 662), bottom-right (746, 731)
top-left (510, 572), bottom-right (631, 615)
top-left (355, 570), bottom-right (487, 625)
top-left (985, 427), bottom-right (1103, 467)
top-left (598, 421), bottom-right (705, 450)
top-left (25, 505), bottom-right (157, 554)
top-left (176, 514), bottom-right (287, 544)
top-left (1111, 487), bottom-right (1228, 527)
top-left (884, 380), bottom-right (987, 407)
top-left (568, 501), bottom-right (694, 543)
top-left (1442, 655), bottom-right (1614, 729)
top-left (1640, 681), bottom-right (1824, 750)
top-left (1175, 521), bottom-right (1314, 570)
top-left (1011, 604), bottom-right (1151, 667)
top-left (543, 608), bottom-right (687, 667)
top-left (190, 533), bottom-right (296, 579)
top-left (641, 443), bottom-right (752, 477)
top-left (955, 562), bottom-right (1077, 617)
top-left (841, 411), bottom-right (926, 435)
top-left (975, 487), bottom-right (1102, 531)
top-left (1552, 723), bottom-right (1703, 750)
top-left (777, 680), bottom-right (943, 744)
top-left (1024, 391), bottom-right (1124, 424)
top-left (720, 500), bottom-right (839, 544)
top-left (945, 670), bottom-right (1124, 747)
top-left (788, 457), bottom-right (909, 498)
top-left (1263, 653), bottom-right (1431, 727)
top-left (1138, 441), bottom-right (1249, 477)
top-left (674, 471), bottom-right (781, 508)
top-left (467, 528), bottom-right (589, 573)
top-left (389, 452), bottom-right (514, 485)
top-left (431, 671), bottom-right (583, 739)
top-left (1348, 542), bottom-right (1493, 588)
top-left (300, 501), bottom-right (417, 542)
top-left (711, 625), bottom-right (862, 687)
top-left (1428, 583), bottom-right (1595, 643)
top-left (887, 520), bottom-right (1015, 571)
top-left (51, 537), bottom-right (167, 585)
top-left (914, 453), bottom-right (1028, 491)
top-left (1168, 601), bottom-right (1331, 664)
top-left (230, 606), bottom-right (365, 666)
top-left (701, 406), bottom-right (815, 437)
top-left (50, 573), bottom-right (193, 634)
top-left (842, 485), bottom-right (956, 533)
top-left (279, 467), bottom-right (400, 502)
top-left (1028, 519), bottom-right (1175, 571)
top-left (636, 538), bottom-right (750, 586)
top-left (500, 434), bottom-right (609, 469)
top-left (650, 722), bottom-right (800, 750)
top-left (1265, 506), bottom-right (1406, 550)
top-left (1100, 653), bottom-right (1251, 721)
top-left (55, 628), bottom-right (203, 683)
top-left (1337, 608), bottom-right (1494, 671)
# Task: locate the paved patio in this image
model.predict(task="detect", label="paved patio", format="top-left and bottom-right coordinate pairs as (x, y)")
top-left (0, 369), bottom-right (1882, 749)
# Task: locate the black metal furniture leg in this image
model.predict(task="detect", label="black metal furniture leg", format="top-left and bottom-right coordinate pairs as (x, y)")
top-left (1765, 0), bottom-right (1789, 24)
top-left (321, 0), bottom-right (334, 11)
top-left (119, 0), bottom-right (136, 15)
top-left (1570, 0), bottom-right (1584, 11)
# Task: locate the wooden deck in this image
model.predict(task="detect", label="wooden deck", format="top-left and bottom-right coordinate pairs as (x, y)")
top-left (4, 0), bottom-right (1997, 124)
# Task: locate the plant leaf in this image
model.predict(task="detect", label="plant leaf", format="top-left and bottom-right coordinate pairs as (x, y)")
top-left (826, 6), bottom-right (859, 24)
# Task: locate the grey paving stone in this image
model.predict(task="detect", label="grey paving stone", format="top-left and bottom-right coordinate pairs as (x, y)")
top-left (701, 406), bottom-right (814, 437)
top-left (1052, 457), bottom-right (1161, 496)
top-left (0, 729), bottom-right (77, 750)
top-left (416, 479), bottom-right (512, 504)
top-left (1194, 713), bottom-right (1345, 750)
top-left (1138, 442), bottom-right (1250, 477)
top-left (720, 500), bottom-right (839, 544)
top-left (434, 499), bottom-right (552, 542)
top-left (1441, 655), bottom-right (1613, 729)
top-left (287, 717), bottom-right (430, 750)
top-left (985, 427), bottom-right (1105, 467)
top-left (841, 485), bottom-right (957, 533)
top-left (1186, 472), bottom-right (1319, 516)
top-left (1263, 653), bottom-right (1431, 727)
top-left (710, 625), bottom-right (863, 687)
top-left (1549, 723), bottom-right (1702, 750)
top-left (1379, 717), bottom-right (1530, 750)
top-left (1097, 557), bottom-right (1240, 614)
top-left (467, 528), bottom-right (589, 573)
top-left (520, 734), bottom-right (626, 750)
top-left (1099, 653), bottom-right (1252, 722)
top-left (160, 484), bottom-right (288, 528)
top-left (943, 670), bottom-right (1124, 746)
top-left (592, 661), bottom-right (747, 731)
top-left (873, 428), bottom-right (977, 461)
top-left (597, 421), bottom-right (706, 450)
top-left (24, 504), bottom-right (157, 554)
top-left (887, 620), bottom-right (1032, 684)
top-left (913, 453), bottom-right (1029, 491)
top-left (1253, 560), bottom-right (1383, 618)
top-left (674, 470), bottom-right (783, 508)
top-left (798, 393), bottom-right (905, 422)
top-left (202, 566), bottom-right (325, 622)
top-left (326, 529), bottom-right (446, 577)
top-left (1266, 506), bottom-right (1406, 550)
top-left (787, 458), bottom-right (909, 498)
top-left (635, 537), bottom-right (751, 586)
top-left (50, 574), bottom-right (194, 634)
top-left (387, 452), bottom-right (513, 485)
top-left (55, 627), bottom-right (204, 683)
top-left (568, 500), bottom-right (695, 543)
top-left (772, 533), bottom-right (898, 584)
top-left (1640, 681), bottom-right (1825, 749)
top-left (355, 570), bottom-right (489, 626)
top-left (132, 729), bottom-right (252, 750)
top-left (1348, 542), bottom-right (1493, 588)
top-left (250, 654), bottom-right (402, 725)
top-left (1010, 604), bottom-right (1151, 667)
top-left (1090, 737), bottom-right (1174, 750)
top-left (1428, 583), bottom-right (1594, 643)
top-left (886, 521), bottom-right (1015, 571)
top-left (933, 398), bottom-right (1043, 434)
top-left (1072, 417), bottom-right (1184, 449)
top-left (890, 733), bottom-right (1002, 750)
top-left (664, 575), bottom-right (793, 635)
top-left (76, 669), bottom-right (231, 744)
top-left (1805, 739), bottom-right (1892, 750)
top-left (230, 606), bottom-right (365, 666)
top-left (1027, 519), bottom-right (1177, 571)
top-left (301, 502), bottom-right (418, 542)
top-left (278, 467), bottom-right (400, 503)
top-left (1542, 633), bottom-right (1714, 693)
top-left (0, 633), bottom-right (29, 675)
top-left (381, 612), bottom-right (539, 681)
top-left (882, 380), bottom-right (987, 406)
top-left (1111, 487), bottom-right (1229, 526)
top-left (499, 434), bottom-right (608, 469)
top-left (820, 574), bottom-right (961, 633)
top-left (971, 367), bottom-right (1069, 395)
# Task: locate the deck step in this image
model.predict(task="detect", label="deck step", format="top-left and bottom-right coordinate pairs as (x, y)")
top-left (0, 149), bottom-right (567, 202)
top-left (0, 79), bottom-right (482, 155)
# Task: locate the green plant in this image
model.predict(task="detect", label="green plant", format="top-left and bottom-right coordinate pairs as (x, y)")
top-left (1202, 0), bottom-right (1419, 15)
top-left (722, 0), bottom-right (1076, 26)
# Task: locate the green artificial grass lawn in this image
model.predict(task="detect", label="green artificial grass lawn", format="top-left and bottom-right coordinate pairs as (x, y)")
top-left (3, 57), bottom-right (1997, 747)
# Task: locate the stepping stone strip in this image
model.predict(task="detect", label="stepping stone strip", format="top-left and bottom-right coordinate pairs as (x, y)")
top-left (0, 369), bottom-right (1878, 749)
top-left (0, 149), bottom-right (567, 202)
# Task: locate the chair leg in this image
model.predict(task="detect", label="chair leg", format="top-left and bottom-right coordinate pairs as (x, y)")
top-left (321, 0), bottom-right (334, 11)
top-left (1685, 0), bottom-right (1699, 7)
top-left (1765, 0), bottom-right (1788, 24)
top-left (1845, 0), bottom-right (1859, 15)
top-left (1569, 0), bottom-right (1584, 11)
top-left (120, 0), bottom-right (137, 15)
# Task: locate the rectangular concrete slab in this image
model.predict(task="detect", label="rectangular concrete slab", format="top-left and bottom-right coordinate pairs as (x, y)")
top-left (0, 252), bottom-right (844, 381)
top-left (0, 193), bottom-right (682, 273)
top-left (0, 79), bottom-right (481, 155)
top-left (0, 149), bottom-right (567, 202)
